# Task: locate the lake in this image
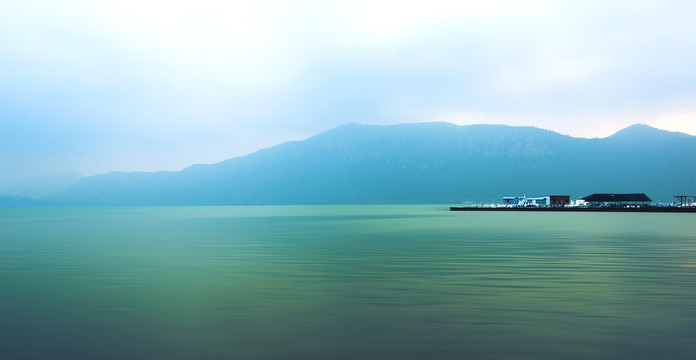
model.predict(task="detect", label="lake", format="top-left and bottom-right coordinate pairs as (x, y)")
top-left (2, 206), bottom-right (695, 359)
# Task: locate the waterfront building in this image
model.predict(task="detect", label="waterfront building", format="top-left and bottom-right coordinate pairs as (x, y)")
top-left (502, 195), bottom-right (570, 207)
top-left (581, 193), bottom-right (652, 207)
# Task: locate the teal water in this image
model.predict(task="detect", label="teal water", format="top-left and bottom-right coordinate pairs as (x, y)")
top-left (1, 206), bottom-right (695, 359)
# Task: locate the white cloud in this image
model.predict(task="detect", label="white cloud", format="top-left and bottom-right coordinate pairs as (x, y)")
top-left (2, 0), bottom-right (696, 185)
top-left (433, 106), bottom-right (696, 139)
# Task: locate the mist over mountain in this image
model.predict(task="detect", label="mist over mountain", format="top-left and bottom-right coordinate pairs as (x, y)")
top-left (0, 172), bottom-right (82, 199)
top-left (43, 123), bottom-right (696, 206)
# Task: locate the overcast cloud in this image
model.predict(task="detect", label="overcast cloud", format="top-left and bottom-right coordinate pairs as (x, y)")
top-left (1, 0), bottom-right (695, 188)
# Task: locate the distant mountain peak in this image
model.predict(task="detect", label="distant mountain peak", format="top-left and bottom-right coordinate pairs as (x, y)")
top-left (46, 121), bottom-right (696, 206)
top-left (611, 123), bottom-right (656, 134)
top-left (608, 123), bottom-right (690, 140)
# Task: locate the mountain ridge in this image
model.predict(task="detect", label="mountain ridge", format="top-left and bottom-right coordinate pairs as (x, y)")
top-left (44, 123), bottom-right (696, 206)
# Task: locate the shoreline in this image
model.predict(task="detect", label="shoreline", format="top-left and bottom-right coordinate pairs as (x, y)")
top-left (450, 206), bottom-right (696, 213)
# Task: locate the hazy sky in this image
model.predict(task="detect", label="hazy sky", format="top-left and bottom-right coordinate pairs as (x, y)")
top-left (2, 0), bottom-right (695, 187)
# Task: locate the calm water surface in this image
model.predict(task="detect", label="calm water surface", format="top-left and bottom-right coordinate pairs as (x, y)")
top-left (1, 206), bottom-right (695, 359)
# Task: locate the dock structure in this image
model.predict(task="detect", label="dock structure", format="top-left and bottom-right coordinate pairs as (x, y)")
top-left (449, 206), bottom-right (696, 212)
top-left (674, 195), bottom-right (696, 207)
top-left (451, 192), bottom-right (696, 212)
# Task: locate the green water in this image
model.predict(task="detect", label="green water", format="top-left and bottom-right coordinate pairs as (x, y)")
top-left (1, 206), bottom-right (695, 359)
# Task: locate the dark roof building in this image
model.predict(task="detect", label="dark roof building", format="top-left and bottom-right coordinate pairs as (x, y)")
top-left (581, 193), bottom-right (652, 206)
top-left (548, 195), bottom-right (570, 207)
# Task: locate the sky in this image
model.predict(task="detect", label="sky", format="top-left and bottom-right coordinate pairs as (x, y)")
top-left (2, 0), bottom-right (696, 188)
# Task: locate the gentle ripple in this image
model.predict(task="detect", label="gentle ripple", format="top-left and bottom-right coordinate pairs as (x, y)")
top-left (1, 206), bottom-right (695, 359)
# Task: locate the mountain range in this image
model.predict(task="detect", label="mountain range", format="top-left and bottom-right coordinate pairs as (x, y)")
top-left (4, 122), bottom-right (695, 207)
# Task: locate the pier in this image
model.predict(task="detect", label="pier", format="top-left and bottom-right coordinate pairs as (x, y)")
top-left (452, 192), bottom-right (696, 212)
top-left (449, 206), bottom-right (696, 213)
